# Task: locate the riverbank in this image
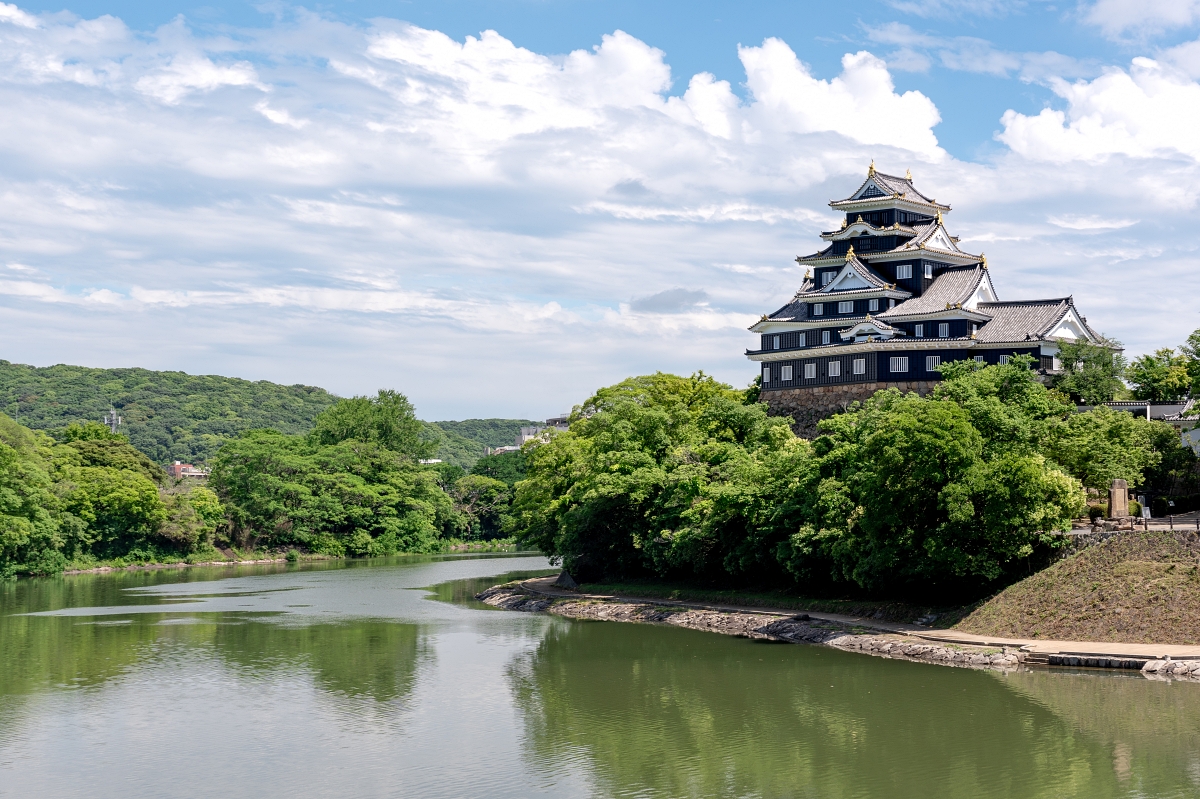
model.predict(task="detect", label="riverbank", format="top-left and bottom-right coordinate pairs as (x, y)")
top-left (58, 539), bottom-right (519, 576)
top-left (477, 576), bottom-right (1200, 679)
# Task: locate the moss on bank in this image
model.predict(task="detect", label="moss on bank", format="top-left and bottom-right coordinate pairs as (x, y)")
top-left (956, 531), bottom-right (1200, 644)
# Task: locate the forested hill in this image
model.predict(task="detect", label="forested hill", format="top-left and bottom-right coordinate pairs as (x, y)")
top-left (0, 360), bottom-right (540, 468)
top-left (0, 360), bottom-right (338, 464)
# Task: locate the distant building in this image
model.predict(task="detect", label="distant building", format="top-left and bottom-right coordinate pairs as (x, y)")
top-left (167, 461), bottom-right (210, 479)
top-left (749, 164), bottom-right (1106, 435)
top-left (485, 415), bottom-right (571, 455)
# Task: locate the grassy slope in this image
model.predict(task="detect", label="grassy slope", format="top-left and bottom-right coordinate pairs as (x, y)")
top-left (955, 531), bottom-right (1200, 644)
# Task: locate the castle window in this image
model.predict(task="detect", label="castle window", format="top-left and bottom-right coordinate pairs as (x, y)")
top-left (813, 303), bottom-right (824, 316)
top-left (822, 331), bottom-right (831, 345)
top-left (926, 355), bottom-right (941, 371)
top-left (915, 324), bottom-right (924, 338)
top-left (762, 367), bottom-right (770, 383)
top-left (773, 335), bottom-right (780, 349)
top-left (888, 299), bottom-right (895, 309)
top-left (890, 357), bottom-right (909, 373)
top-left (971, 323), bottom-right (978, 336)
top-left (822, 272), bottom-right (834, 286)
top-left (999, 355), bottom-right (1010, 364)
top-left (853, 358), bottom-right (866, 375)
top-left (924, 264), bottom-right (933, 279)
top-left (828, 361), bottom-right (841, 378)
top-left (804, 363), bottom-right (816, 379)
top-left (838, 301), bottom-right (854, 314)
top-left (974, 355), bottom-right (984, 363)
top-left (798, 332), bottom-right (806, 347)
top-left (868, 299), bottom-right (879, 312)
top-left (896, 264), bottom-right (913, 280)
top-left (859, 238), bottom-right (871, 251)
top-left (938, 323), bottom-right (949, 338)
top-left (781, 365), bottom-right (793, 381)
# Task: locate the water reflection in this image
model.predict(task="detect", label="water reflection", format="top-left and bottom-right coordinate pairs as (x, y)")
top-left (508, 616), bottom-right (1200, 799)
top-left (4, 557), bottom-right (1199, 799)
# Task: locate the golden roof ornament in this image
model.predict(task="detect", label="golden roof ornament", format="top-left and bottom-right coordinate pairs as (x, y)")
top-left (868, 160), bottom-right (876, 176)
top-left (804, 269), bottom-right (812, 279)
top-left (936, 209), bottom-right (943, 225)
top-left (845, 244), bottom-right (855, 260)
top-left (906, 168), bottom-right (913, 180)
top-left (981, 253), bottom-right (988, 269)
top-left (856, 214), bottom-right (864, 223)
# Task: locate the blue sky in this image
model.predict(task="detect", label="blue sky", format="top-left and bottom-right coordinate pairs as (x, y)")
top-left (1, 0), bottom-right (1199, 419)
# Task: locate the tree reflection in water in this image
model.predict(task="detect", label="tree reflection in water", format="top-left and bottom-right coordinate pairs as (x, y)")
top-left (508, 617), bottom-right (1200, 799)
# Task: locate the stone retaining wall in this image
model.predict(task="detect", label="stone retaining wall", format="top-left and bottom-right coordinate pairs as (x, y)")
top-left (761, 381), bottom-right (938, 437)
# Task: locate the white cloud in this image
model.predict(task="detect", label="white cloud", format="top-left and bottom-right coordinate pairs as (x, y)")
top-left (738, 42), bottom-right (943, 156)
top-left (998, 58), bottom-right (1200, 163)
top-left (135, 53), bottom-right (263, 104)
top-left (866, 22), bottom-right (1095, 81)
top-left (0, 5), bottom-right (1195, 417)
top-left (1047, 214), bottom-right (1137, 230)
top-left (1083, 0), bottom-right (1200, 38)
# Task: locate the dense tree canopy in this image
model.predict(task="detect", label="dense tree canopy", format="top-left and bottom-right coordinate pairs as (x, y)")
top-left (1127, 348), bottom-right (1192, 402)
top-left (511, 363), bottom-right (1191, 601)
top-left (1052, 338), bottom-right (1127, 405)
top-left (0, 414), bottom-right (223, 577)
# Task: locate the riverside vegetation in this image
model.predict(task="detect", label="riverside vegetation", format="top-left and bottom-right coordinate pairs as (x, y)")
top-left (3, 337), bottom-right (1196, 609)
top-left (510, 354), bottom-right (1196, 604)
top-left (0, 388), bottom-right (530, 577)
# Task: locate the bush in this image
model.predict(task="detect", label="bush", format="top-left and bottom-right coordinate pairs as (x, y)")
top-left (1088, 505), bottom-right (1105, 523)
top-left (1128, 500), bottom-right (1142, 517)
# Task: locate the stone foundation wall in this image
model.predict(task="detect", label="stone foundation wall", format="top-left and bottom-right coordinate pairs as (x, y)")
top-left (761, 381), bottom-right (938, 438)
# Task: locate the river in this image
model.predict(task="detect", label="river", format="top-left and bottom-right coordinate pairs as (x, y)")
top-left (1, 553), bottom-right (1197, 798)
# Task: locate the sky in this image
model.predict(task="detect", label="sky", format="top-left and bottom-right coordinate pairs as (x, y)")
top-left (1, 0), bottom-right (1199, 420)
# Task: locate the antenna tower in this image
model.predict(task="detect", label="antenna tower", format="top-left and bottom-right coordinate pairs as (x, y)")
top-left (103, 406), bottom-right (122, 435)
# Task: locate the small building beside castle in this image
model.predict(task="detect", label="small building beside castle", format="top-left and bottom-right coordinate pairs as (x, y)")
top-left (748, 165), bottom-right (1103, 435)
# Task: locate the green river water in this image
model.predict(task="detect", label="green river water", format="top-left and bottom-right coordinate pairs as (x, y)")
top-left (1, 553), bottom-right (1198, 798)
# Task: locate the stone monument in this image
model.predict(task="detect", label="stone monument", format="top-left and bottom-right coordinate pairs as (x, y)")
top-left (1109, 478), bottom-right (1129, 518)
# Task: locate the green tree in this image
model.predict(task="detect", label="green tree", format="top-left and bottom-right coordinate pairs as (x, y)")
top-left (210, 430), bottom-right (457, 554)
top-left (1052, 338), bottom-right (1126, 405)
top-left (451, 475), bottom-right (512, 539)
top-left (1180, 328), bottom-right (1200, 399)
top-left (470, 451), bottom-right (527, 486)
top-left (310, 390), bottom-right (434, 460)
top-left (1127, 348), bottom-right (1192, 401)
top-left (1043, 406), bottom-right (1168, 491)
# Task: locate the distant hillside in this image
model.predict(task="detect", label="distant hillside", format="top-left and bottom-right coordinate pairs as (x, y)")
top-left (423, 418), bottom-right (539, 470)
top-left (0, 360), bottom-right (541, 469)
top-left (955, 531), bottom-right (1200, 645)
top-left (0, 360), bottom-right (338, 465)
top-left (432, 419), bottom-right (539, 450)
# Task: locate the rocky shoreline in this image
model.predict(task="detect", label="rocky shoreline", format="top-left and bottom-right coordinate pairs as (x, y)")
top-left (477, 584), bottom-right (1023, 672)
top-left (477, 582), bottom-right (1200, 680)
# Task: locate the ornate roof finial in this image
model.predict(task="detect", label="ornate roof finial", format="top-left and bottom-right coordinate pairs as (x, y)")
top-left (865, 313), bottom-right (872, 321)
top-left (936, 209), bottom-right (943, 225)
top-left (906, 168), bottom-right (913, 181)
top-left (845, 244), bottom-right (855, 260)
top-left (868, 160), bottom-right (876, 177)
top-left (804, 269), bottom-right (812, 279)
top-left (856, 214), bottom-right (863, 223)
top-left (840, 218), bottom-right (848, 229)
top-left (981, 253), bottom-right (988, 269)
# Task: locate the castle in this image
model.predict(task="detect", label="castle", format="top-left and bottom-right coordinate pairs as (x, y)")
top-left (749, 164), bottom-right (1102, 434)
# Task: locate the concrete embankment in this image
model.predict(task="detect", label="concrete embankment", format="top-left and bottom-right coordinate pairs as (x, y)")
top-left (477, 579), bottom-right (1200, 680)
